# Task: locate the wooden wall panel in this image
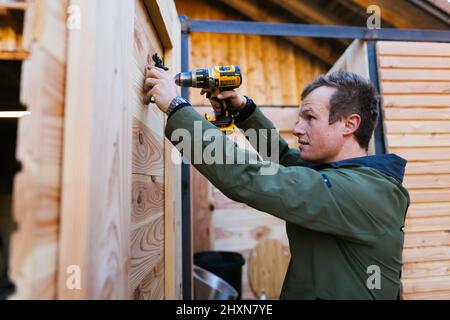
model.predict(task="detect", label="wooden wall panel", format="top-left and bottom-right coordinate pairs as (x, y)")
top-left (131, 0), bottom-right (167, 300)
top-left (59, 0), bottom-right (136, 299)
top-left (377, 41), bottom-right (450, 300)
top-left (8, 0), bottom-right (181, 300)
top-left (10, 0), bottom-right (67, 300)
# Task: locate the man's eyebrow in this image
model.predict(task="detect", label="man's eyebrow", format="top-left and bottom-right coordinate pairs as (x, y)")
top-left (299, 107), bottom-right (316, 116)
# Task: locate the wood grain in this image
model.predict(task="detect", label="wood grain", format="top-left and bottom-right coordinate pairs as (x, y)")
top-left (59, 0), bottom-right (135, 299)
top-left (406, 161), bottom-right (450, 175)
top-left (130, 214), bottom-right (164, 293)
top-left (192, 167), bottom-right (213, 253)
top-left (248, 239), bottom-right (290, 299)
top-left (404, 215), bottom-right (450, 233)
top-left (383, 95), bottom-right (450, 107)
top-left (132, 117), bottom-right (164, 176)
top-left (391, 147), bottom-right (450, 161)
top-left (407, 202), bottom-right (450, 218)
top-left (10, 0), bottom-right (67, 300)
top-left (385, 121), bottom-right (450, 134)
top-left (404, 232), bottom-right (450, 248)
top-left (381, 82), bottom-right (450, 94)
top-left (131, 174), bottom-right (164, 229)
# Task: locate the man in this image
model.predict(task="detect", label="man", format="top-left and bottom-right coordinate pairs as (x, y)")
top-left (144, 67), bottom-right (410, 300)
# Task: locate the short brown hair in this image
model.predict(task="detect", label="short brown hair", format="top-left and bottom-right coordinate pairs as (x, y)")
top-left (301, 70), bottom-right (379, 151)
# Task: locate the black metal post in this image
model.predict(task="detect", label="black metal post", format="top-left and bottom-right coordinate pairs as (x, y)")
top-left (367, 41), bottom-right (386, 155)
top-left (180, 15), bottom-right (192, 300)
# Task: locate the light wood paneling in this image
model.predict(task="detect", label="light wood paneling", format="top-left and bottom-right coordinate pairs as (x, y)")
top-left (10, 0), bottom-right (67, 300)
top-left (378, 41), bottom-right (450, 299)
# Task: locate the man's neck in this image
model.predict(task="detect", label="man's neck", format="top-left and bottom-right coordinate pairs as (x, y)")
top-left (322, 142), bottom-right (368, 164)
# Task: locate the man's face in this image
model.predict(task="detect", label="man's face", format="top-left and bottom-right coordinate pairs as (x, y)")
top-left (293, 86), bottom-right (345, 164)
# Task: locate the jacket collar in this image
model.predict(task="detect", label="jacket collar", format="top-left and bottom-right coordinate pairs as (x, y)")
top-left (308, 154), bottom-right (407, 184)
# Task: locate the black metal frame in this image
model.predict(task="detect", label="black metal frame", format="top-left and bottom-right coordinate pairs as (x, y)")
top-left (179, 16), bottom-right (450, 299)
top-left (180, 16), bottom-right (192, 300)
top-left (183, 19), bottom-right (450, 42)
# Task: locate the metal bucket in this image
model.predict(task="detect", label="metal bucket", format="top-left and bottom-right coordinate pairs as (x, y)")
top-left (193, 265), bottom-right (239, 300)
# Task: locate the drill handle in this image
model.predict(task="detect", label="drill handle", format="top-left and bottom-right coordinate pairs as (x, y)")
top-left (210, 89), bottom-right (230, 117)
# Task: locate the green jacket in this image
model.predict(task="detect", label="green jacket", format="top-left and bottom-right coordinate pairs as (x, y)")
top-left (165, 104), bottom-right (410, 300)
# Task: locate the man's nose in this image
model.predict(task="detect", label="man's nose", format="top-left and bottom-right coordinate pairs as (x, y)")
top-left (292, 120), bottom-right (306, 136)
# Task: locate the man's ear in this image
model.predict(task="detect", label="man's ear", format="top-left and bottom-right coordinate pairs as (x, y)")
top-left (342, 114), bottom-right (361, 136)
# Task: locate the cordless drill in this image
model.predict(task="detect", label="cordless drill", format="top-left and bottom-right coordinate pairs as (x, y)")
top-left (175, 66), bottom-right (242, 132)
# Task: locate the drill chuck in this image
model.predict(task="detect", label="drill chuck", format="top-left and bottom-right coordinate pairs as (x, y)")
top-left (174, 72), bottom-right (194, 87)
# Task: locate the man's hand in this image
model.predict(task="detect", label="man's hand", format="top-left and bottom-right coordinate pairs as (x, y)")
top-left (144, 65), bottom-right (178, 113)
top-left (209, 90), bottom-right (247, 114)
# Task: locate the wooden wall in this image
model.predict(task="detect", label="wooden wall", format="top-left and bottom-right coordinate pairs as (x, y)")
top-left (175, 0), bottom-right (328, 107)
top-left (9, 0), bottom-right (67, 299)
top-left (10, 0), bottom-right (182, 300)
top-left (377, 41), bottom-right (450, 300)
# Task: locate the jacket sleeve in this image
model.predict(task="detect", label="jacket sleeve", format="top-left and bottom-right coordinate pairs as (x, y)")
top-left (165, 107), bottom-right (390, 245)
top-left (234, 101), bottom-right (309, 168)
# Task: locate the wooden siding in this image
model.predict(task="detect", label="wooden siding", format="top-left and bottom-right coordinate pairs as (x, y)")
top-left (377, 41), bottom-right (450, 300)
top-left (9, 0), bottom-right (67, 299)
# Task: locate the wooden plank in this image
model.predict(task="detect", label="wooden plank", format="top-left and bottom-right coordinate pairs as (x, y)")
top-left (379, 56), bottom-right (450, 69)
top-left (130, 214), bottom-right (164, 294)
top-left (380, 69), bottom-right (450, 81)
top-left (143, 0), bottom-right (179, 48)
top-left (132, 117), bottom-right (164, 176)
top-left (192, 167), bottom-right (213, 253)
top-left (59, 0), bottom-right (134, 299)
top-left (383, 95), bottom-right (450, 108)
top-left (404, 231), bottom-right (450, 248)
top-left (404, 174), bottom-right (450, 189)
top-left (213, 208), bottom-right (288, 252)
top-left (407, 202), bottom-right (450, 218)
top-left (248, 239), bottom-right (290, 299)
top-left (402, 276), bottom-right (450, 294)
top-left (404, 215), bottom-right (450, 232)
top-left (160, 0), bottom-right (183, 300)
top-left (10, 0), bottom-right (67, 300)
top-left (385, 121), bottom-right (450, 134)
top-left (402, 260), bottom-right (450, 279)
top-left (134, 257), bottom-right (164, 300)
top-left (390, 147), bottom-right (450, 161)
top-left (263, 37), bottom-right (283, 104)
top-left (387, 133), bottom-right (450, 147)
top-left (131, 174), bottom-right (164, 230)
top-left (409, 189), bottom-right (450, 203)
top-left (384, 108), bottom-right (450, 120)
top-left (381, 82), bottom-right (450, 94)
top-left (406, 161), bottom-right (450, 175)
top-left (246, 34), bottom-right (266, 105)
top-left (404, 289), bottom-right (450, 300)
top-left (163, 137), bottom-right (182, 300)
top-left (403, 246), bottom-right (450, 263)
top-left (377, 41), bottom-right (450, 57)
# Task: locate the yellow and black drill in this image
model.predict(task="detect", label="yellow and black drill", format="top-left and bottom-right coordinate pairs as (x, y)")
top-left (175, 66), bottom-right (242, 132)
